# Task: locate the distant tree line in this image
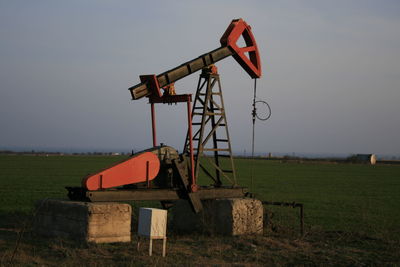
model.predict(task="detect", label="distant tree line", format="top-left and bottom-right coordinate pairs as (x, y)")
top-left (0, 150), bottom-right (128, 156)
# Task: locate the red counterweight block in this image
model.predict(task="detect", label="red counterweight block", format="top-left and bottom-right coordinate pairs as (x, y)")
top-left (83, 152), bottom-right (161, 191)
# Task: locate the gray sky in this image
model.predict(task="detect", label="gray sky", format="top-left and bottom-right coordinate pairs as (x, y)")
top-left (1, 0), bottom-right (399, 156)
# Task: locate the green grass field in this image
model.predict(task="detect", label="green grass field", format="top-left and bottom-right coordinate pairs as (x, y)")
top-left (235, 158), bottom-right (400, 239)
top-left (1, 155), bottom-right (399, 265)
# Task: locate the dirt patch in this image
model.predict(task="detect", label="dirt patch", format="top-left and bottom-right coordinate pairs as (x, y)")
top-left (2, 225), bottom-right (399, 266)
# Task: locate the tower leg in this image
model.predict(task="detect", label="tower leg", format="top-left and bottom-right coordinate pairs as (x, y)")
top-left (184, 70), bottom-right (237, 187)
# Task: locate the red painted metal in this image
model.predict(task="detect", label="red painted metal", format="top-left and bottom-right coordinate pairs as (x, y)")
top-left (147, 93), bottom-right (197, 191)
top-left (83, 152), bottom-right (160, 191)
top-left (220, 18), bottom-right (262, 78)
top-left (140, 74), bottom-right (162, 97)
top-left (186, 97), bottom-right (197, 192)
top-left (210, 64), bottom-right (218, 75)
top-left (150, 102), bottom-right (157, 147)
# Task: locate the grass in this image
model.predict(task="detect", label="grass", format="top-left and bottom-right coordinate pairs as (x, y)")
top-left (235, 158), bottom-right (400, 239)
top-left (0, 155), bottom-right (124, 213)
top-left (0, 154), bottom-right (400, 265)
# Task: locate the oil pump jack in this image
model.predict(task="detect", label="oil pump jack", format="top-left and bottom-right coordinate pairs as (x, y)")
top-left (67, 18), bottom-right (262, 213)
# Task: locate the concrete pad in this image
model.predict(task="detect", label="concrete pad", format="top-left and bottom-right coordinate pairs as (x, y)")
top-left (171, 198), bottom-right (263, 235)
top-left (33, 199), bottom-right (131, 243)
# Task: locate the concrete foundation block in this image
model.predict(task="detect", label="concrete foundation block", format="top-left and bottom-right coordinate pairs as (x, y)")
top-left (33, 199), bottom-right (131, 243)
top-left (171, 198), bottom-right (263, 235)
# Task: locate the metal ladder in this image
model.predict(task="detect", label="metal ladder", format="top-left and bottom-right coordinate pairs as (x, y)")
top-left (184, 69), bottom-right (237, 187)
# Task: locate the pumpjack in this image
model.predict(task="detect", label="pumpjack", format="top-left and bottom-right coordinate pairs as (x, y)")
top-left (67, 18), bottom-right (262, 213)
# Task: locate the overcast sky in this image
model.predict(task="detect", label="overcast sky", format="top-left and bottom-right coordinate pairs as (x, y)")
top-left (1, 0), bottom-right (399, 156)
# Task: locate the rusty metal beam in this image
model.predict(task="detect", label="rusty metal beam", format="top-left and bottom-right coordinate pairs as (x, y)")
top-left (129, 47), bottom-right (232, 100)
